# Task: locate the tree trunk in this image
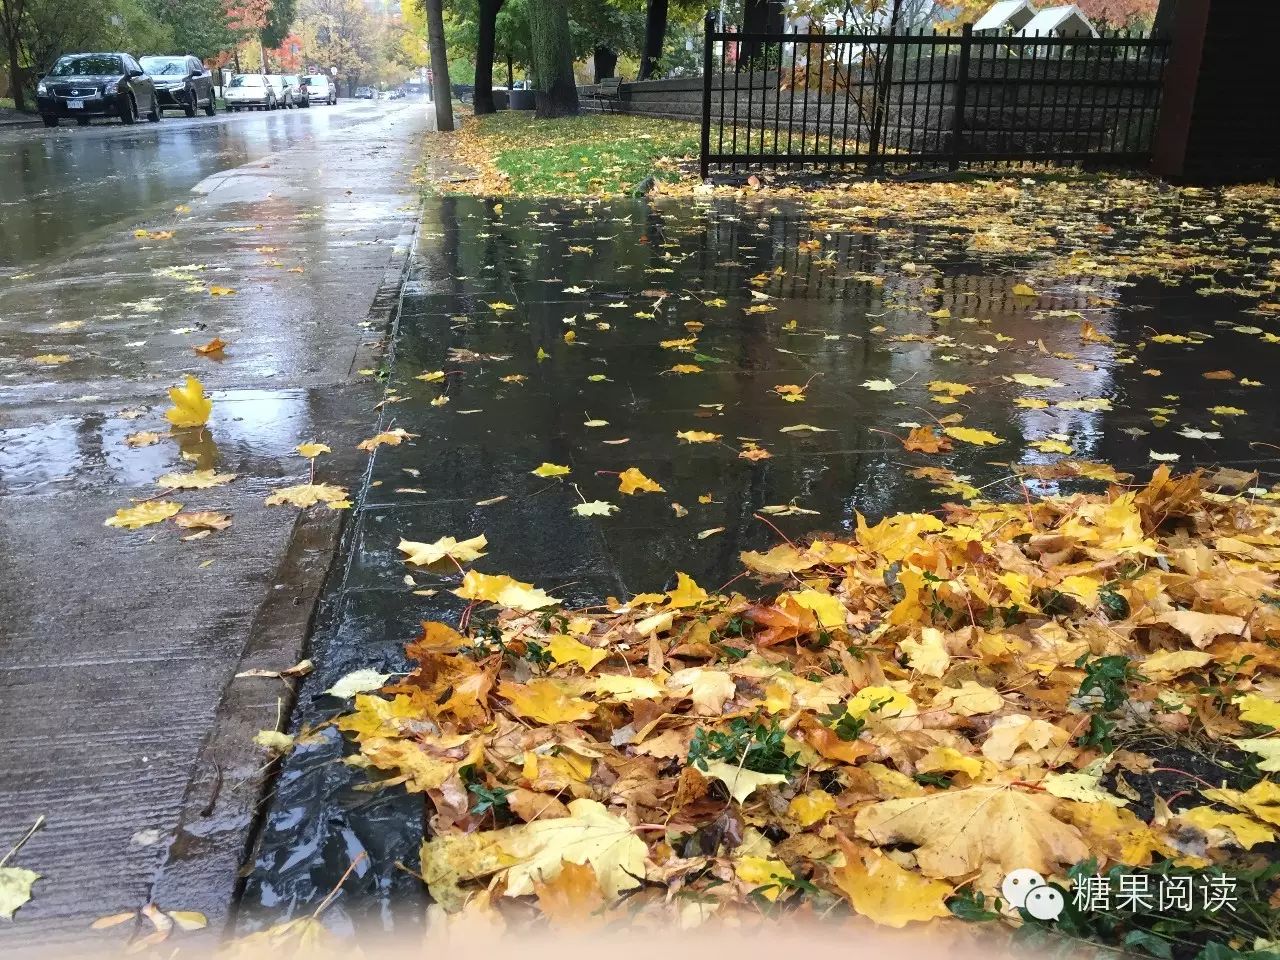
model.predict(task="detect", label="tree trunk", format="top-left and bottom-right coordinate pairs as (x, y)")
top-left (424, 0), bottom-right (454, 130)
top-left (1153, 0), bottom-right (1179, 35)
top-left (639, 0), bottom-right (668, 81)
top-left (0, 0), bottom-right (25, 113)
top-left (742, 0), bottom-right (783, 63)
top-left (593, 46), bottom-right (618, 83)
top-left (5, 29), bottom-right (23, 112)
top-left (473, 0), bottom-right (503, 115)
top-left (527, 0), bottom-right (578, 118)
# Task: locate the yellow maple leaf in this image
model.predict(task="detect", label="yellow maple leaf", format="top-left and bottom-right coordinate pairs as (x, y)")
top-left (399, 534), bottom-right (488, 566)
top-left (676, 430), bottom-right (721, 443)
top-left (264, 483), bottom-right (350, 509)
top-left (917, 746), bottom-right (982, 780)
top-left (194, 337), bottom-right (227, 355)
top-left (532, 462), bottom-right (571, 478)
top-left (1008, 373), bottom-right (1064, 389)
top-left (208, 285), bottom-right (235, 296)
top-left (927, 380), bottom-right (973, 396)
top-left (296, 442), bottom-right (331, 458)
top-left (1235, 694), bottom-right (1280, 729)
top-left (165, 375), bottom-right (212, 428)
top-left (499, 679), bottom-right (596, 724)
top-left (668, 364), bottom-right (703, 374)
top-left (700, 760), bottom-right (787, 804)
top-left (357, 428), bottom-right (417, 451)
top-left (1203, 780), bottom-right (1280, 827)
top-left (782, 588), bottom-right (846, 629)
top-left (500, 798), bottom-right (646, 901)
top-left (1234, 738), bottom-right (1280, 772)
top-left (156, 469), bottom-right (236, 489)
top-left (0, 867), bottom-right (40, 920)
top-left (831, 840), bottom-right (951, 927)
top-left (667, 667), bottom-right (736, 714)
top-left (666, 572), bottom-right (709, 608)
top-left (1012, 283), bottom-right (1038, 297)
top-left (855, 785), bottom-right (1089, 880)
top-left (453, 570), bottom-right (560, 610)
top-left (618, 467), bottom-right (664, 495)
top-left (861, 378), bottom-right (897, 391)
top-left (1181, 807), bottom-right (1275, 849)
top-left (547, 634), bottom-right (608, 671)
top-left (31, 353), bottom-right (71, 365)
top-left (1030, 438), bottom-right (1074, 455)
top-left (104, 500), bottom-right (182, 529)
top-left (788, 790), bottom-right (837, 826)
top-left (735, 856), bottom-right (794, 901)
top-left (534, 860), bottom-right (606, 926)
top-left (943, 426), bottom-right (1003, 446)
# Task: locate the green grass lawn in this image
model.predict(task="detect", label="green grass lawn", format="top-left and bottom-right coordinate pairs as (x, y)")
top-left (456, 111), bottom-right (700, 196)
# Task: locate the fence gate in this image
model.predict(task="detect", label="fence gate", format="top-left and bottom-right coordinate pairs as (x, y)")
top-left (699, 13), bottom-right (1169, 177)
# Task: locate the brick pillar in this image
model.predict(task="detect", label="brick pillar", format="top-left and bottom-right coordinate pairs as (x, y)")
top-left (1154, 0), bottom-right (1280, 182)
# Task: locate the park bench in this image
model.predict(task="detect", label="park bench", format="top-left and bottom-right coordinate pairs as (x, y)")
top-left (588, 77), bottom-right (624, 113)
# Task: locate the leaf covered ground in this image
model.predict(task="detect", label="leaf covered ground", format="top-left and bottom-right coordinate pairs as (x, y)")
top-left (335, 467), bottom-right (1280, 955)
top-left (240, 119), bottom-right (1280, 956)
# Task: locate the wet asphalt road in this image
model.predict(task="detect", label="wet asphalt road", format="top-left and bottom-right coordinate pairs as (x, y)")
top-left (0, 100), bottom-right (395, 269)
top-left (0, 98), bottom-right (428, 951)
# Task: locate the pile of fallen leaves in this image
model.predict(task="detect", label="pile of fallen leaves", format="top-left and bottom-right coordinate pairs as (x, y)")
top-left (336, 467), bottom-right (1280, 950)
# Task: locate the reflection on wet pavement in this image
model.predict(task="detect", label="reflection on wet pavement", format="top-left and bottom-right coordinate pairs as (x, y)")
top-left (244, 189), bottom-right (1280, 928)
top-left (0, 103), bottom-right (390, 269)
top-left (0, 101), bottom-right (428, 942)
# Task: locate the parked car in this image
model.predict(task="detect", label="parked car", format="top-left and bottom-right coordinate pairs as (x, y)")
top-left (224, 74), bottom-right (277, 111)
top-left (283, 75), bottom-right (310, 108)
top-left (355, 85), bottom-right (375, 99)
top-left (140, 55), bottom-right (216, 117)
top-left (265, 75), bottom-right (295, 109)
top-left (305, 74), bottom-right (336, 105)
top-left (36, 52), bottom-right (161, 127)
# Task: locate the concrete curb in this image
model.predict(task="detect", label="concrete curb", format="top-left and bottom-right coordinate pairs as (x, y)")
top-left (148, 214), bottom-right (421, 943)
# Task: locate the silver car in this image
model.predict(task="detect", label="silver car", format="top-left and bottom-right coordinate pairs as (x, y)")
top-left (305, 74), bottom-right (336, 105)
top-left (283, 74), bottom-right (310, 108)
top-left (224, 74), bottom-right (277, 111)
top-left (265, 75), bottom-right (295, 109)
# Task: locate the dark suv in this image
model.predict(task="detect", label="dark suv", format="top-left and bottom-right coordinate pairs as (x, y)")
top-left (36, 52), bottom-right (160, 126)
top-left (140, 55), bottom-right (216, 117)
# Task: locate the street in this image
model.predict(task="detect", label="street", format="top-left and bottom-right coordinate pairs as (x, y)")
top-left (0, 97), bottom-right (429, 951)
top-left (0, 100), bottom-right (404, 269)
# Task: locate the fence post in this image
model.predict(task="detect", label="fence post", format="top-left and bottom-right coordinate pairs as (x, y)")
top-left (700, 10), bottom-right (716, 181)
top-left (949, 23), bottom-right (973, 171)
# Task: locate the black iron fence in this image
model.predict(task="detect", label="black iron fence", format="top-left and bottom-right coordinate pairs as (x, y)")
top-left (699, 13), bottom-right (1169, 176)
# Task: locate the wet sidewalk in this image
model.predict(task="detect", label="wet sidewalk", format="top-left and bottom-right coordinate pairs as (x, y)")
top-left (0, 102), bottom-right (429, 951)
top-left (243, 185), bottom-right (1280, 930)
